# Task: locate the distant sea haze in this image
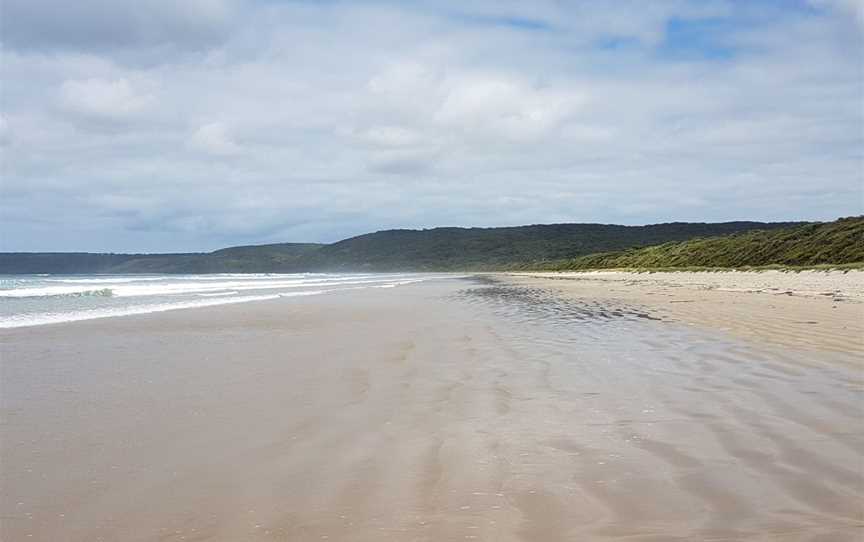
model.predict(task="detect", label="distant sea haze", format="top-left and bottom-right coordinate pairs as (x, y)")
top-left (0, 273), bottom-right (445, 328)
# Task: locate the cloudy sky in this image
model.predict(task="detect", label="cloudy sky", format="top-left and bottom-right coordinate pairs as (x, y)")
top-left (1, 0), bottom-right (862, 252)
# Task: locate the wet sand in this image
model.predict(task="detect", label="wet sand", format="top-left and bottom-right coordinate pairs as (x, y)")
top-left (1, 277), bottom-right (862, 541)
top-left (506, 270), bottom-right (864, 355)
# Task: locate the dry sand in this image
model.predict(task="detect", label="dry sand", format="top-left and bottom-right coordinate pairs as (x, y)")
top-left (1, 276), bottom-right (862, 541)
top-left (505, 270), bottom-right (864, 355)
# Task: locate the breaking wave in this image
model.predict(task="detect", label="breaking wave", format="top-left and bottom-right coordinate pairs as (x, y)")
top-left (0, 287), bottom-right (115, 299)
top-left (0, 273), bottom-right (448, 328)
top-left (0, 275), bottom-right (422, 299)
top-left (0, 290), bottom-right (330, 329)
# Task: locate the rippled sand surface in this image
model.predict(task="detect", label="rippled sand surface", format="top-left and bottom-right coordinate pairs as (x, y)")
top-left (2, 277), bottom-right (862, 541)
top-left (506, 271), bottom-right (864, 354)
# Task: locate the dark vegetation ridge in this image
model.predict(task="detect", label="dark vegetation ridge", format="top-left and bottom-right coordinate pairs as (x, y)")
top-left (525, 216), bottom-right (864, 271)
top-left (0, 220), bottom-right (829, 274)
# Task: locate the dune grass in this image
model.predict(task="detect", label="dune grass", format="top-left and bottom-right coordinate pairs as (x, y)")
top-left (524, 217), bottom-right (864, 272)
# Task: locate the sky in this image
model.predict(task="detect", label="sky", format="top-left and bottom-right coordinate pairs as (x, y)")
top-left (1, 0), bottom-right (862, 252)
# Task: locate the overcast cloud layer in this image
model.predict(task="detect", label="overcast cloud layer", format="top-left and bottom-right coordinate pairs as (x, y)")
top-left (1, 0), bottom-right (862, 252)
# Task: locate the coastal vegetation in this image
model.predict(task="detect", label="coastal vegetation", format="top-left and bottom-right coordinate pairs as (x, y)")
top-left (526, 216), bottom-right (864, 271)
top-left (0, 221), bottom-right (799, 274)
top-left (4, 218), bottom-right (860, 275)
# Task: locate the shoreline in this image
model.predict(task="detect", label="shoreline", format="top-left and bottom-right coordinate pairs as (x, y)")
top-left (502, 270), bottom-right (864, 355)
top-left (2, 277), bottom-right (862, 541)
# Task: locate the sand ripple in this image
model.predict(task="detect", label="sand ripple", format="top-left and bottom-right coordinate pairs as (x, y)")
top-left (1, 277), bottom-right (861, 541)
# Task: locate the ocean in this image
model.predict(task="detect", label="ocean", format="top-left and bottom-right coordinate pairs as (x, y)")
top-left (0, 273), bottom-right (442, 328)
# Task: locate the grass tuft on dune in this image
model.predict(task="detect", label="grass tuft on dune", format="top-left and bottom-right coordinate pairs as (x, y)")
top-left (525, 216), bottom-right (864, 271)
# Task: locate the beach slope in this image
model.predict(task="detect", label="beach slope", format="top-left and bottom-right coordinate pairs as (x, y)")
top-left (2, 277), bottom-right (862, 541)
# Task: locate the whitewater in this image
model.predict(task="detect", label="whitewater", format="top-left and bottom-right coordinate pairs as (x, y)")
top-left (0, 273), bottom-right (440, 328)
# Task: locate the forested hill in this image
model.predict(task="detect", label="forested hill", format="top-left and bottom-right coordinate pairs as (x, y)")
top-left (313, 221), bottom-right (800, 270)
top-left (530, 216), bottom-right (864, 271)
top-left (0, 244), bottom-right (324, 274)
top-left (0, 221), bottom-right (801, 274)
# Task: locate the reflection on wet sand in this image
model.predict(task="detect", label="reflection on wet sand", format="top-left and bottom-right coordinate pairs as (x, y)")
top-left (1, 277), bottom-right (861, 541)
top-left (455, 277), bottom-right (863, 540)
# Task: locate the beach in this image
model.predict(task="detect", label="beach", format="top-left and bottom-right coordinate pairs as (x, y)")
top-left (505, 270), bottom-right (864, 354)
top-left (1, 274), bottom-right (862, 541)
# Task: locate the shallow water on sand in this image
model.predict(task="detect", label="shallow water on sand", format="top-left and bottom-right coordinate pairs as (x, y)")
top-left (1, 276), bottom-right (862, 541)
top-left (453, 278), bottom-right (863, 540)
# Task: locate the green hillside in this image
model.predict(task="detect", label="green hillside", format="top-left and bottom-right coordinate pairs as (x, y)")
top-left (298, 221), bottom-right (800, 271)
top-left (532, 217), bottom-right (864, 271)
top-left (109, 244), bottom-right (325, 274)
top-left (0, 221), bottom-right (800, 273)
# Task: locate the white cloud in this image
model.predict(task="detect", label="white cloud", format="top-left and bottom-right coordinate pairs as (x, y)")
top-left (359, 126), bottom-right (425, 148)
top-left (188, 122), bottom-right (242, 156)
top-left (0, 115), bottom-right (10, 146)
top-left (435, 75), bottom-right (584, 142)
top-left (1, 1), bottom-right (861, 251)
top-left (59, 77), bottom-right (155, 119)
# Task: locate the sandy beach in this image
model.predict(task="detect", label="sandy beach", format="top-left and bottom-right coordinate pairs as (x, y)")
top-left (2, 275), bottom-right (862, 541)
top-left (505, 270), bottom-right (864, 355)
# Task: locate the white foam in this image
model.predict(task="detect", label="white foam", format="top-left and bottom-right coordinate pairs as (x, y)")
top-left (0, 273), bottom-right (439, 328)
top-left (47, 277), bottom-right (171, 284)
top-left (45, 273), bottom-right (337, 284)
top-left (0, 286), bottom-right (116, 298)
top-left (0, 290), bottom-right (325, 329)
top-left (0, 275), bottom-right (420, 299)
top-left (375, 279), bottom-right (426, 288)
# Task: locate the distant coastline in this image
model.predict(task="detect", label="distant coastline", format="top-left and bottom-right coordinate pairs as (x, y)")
top-left (518, 217), bottom-right (863, 272)
top-left (0, 219), bottom-right (814, 274)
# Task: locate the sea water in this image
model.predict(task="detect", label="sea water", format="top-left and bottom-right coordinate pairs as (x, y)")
top-left (0, 273), bottom-right (437, 328)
